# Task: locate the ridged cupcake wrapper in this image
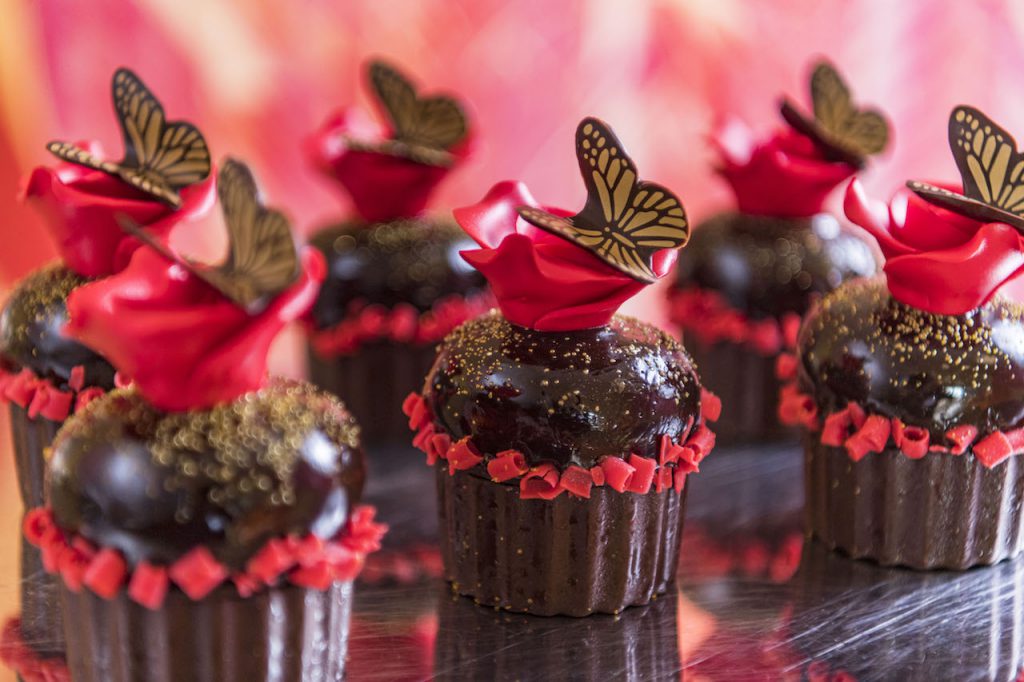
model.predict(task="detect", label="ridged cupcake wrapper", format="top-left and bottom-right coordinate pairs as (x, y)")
top-left (436, 468), bottom-right (684, 617)
top-left (433, 584), bottom-right (680, 680)
top-left (308, 342), bottom-right (437, 446)
top-left (685, 338), bottom-right (792, 445)
top-left (8, 405), bottom-right (65, 657)
top-left (61, 581), bottom-right (353, 682)
top-left (804, 440), bottom-right (1024, 569)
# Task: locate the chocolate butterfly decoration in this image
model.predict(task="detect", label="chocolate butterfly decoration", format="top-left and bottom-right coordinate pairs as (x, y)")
top-left (780, 60), bottom-right (889, 168)
top-left (346, 59), bottom-right (468, 167)
top-left (122, 158), bottom-right (299, 313)
top-left (908, 107), bottom-right (1024, 232)
top-left (47, 68), bottom-right (211, 209)
top-left (517, 117), bottom-right (689, 283)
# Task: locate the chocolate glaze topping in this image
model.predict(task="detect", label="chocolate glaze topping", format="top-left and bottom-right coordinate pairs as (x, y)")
top-left (424, 312), bottom-right (701, 466)
top-left (0, 264), bottom-right (115, 390)
top-left (798, 277), bottom-right (1024, 438)
top-left (308, 218), bottom-right (486, 331)
top-left (673, 212), bottom-right (877, 319)
top-left (48, 381), bottom-right (365, 569)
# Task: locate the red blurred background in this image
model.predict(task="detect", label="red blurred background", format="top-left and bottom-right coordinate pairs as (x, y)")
top-left (2, 0), bottom-right (1024, 370)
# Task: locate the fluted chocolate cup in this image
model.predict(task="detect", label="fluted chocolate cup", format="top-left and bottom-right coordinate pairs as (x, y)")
top-left (61, 582), bottom-right (352, 682)
top-left (805, 442), bottom-right (1024, 569)
top-left (436, 468), bottom-right (684, 617)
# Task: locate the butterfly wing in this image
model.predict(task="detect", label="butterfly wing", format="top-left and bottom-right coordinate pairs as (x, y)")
top-left (208, 159), bottom-right (299, 310)
top-left (46, 141), bottom-right (120, 174)
top-left (368, 60), bottom-right (467, 153)
top-left (948, 106), bottom-right (1024, 216)
top-left (111, 69), bottom-right (211, 206)
top-left (810, 61), bottom-right (853, 136)
top-left (518, 117), bottom-right (688, 283)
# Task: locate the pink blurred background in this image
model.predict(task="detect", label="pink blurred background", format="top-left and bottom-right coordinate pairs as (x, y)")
top-left (2, 0), bottom-right (1024, 375)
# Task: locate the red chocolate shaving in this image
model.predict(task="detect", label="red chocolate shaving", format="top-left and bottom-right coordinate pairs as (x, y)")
top-left (667, 287), bottom-right (803, 357)
top-left (776, 377), bottom-right (1024, 467)
top-left (778, 384), bottom-right (819, 430)
top-left (309, 293), bottom-right (493, 358)
top-left (0, 365), bottom-right (107, 422)
top-left (24, 505), bottom-right (386, 610)
top-left (0, 618), bottom-right (70, 682)
top-left (403, 389), bottom-right (719, 498)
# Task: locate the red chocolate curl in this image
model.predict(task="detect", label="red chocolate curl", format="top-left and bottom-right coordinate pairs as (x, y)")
top-left (520, 463), bottom-right (563, 500)
top-left (127, 562), bottom-right (170, 611)
top-left (487, 450), bottom-right (529, 482)
top-left (169, 546), bottom-right (229, 600)
top-left (83, 547), bottom-right (128, 599)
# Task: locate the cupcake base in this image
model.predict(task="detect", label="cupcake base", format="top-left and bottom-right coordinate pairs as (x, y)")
top-left (685, 339), bottom-right (791, 445)
top-left (8, 404), bottom-right (59, 507)
top-left (61, 581), bottom-right (353, 682)
top-left (435, 468), bottom-right (684, 617)
top-left (308, 342), bottom-right (437, 447)
top-left (804, 440), bottom-right (1024, 569)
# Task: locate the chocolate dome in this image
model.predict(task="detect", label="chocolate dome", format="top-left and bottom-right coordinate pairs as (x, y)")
top-left (674, 212), bottom-right (877, 318)
top-left (0, 264), bottom-right (115, 390)
top-left (308, 218), bottom-right (486, 330)
top-left (798, 277), bottom-right (1024, 437)
top-left (48, 381), bottom-right (365, 569)
top-left (424, 312), bottom-right (701, 467)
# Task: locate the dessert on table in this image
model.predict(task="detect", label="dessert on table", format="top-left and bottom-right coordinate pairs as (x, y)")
top-left (404, 116), bottom-right (719, 616)
top-left (305, 59), bottom-right (488, 448)
top-left (24, 158), bottom-right (384, 681)
top-left (781, 105), bottom-right (1024, 569)
top-left (668, 60), bottom-right (887, 444)
top-left (0, 67), bottom-right (215, 680)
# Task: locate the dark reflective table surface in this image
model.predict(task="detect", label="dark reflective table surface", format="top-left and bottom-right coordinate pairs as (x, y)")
top-left (350, 444), bottom-right (1024, 681)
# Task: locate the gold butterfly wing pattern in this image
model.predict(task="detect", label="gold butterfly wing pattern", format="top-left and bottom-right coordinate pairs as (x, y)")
top-left (908, 106), bottom-right (1024, 231)
top-left (205, 159), bottom-right (300, 310)
top-left (364, 60), bottom-right (468, 165)
top-left (47, 68), bottom-right (211, 208)
top-left (780, 60), bottom-right (888, 167)
top-left (517, 117), bottom-right (689, 283)
top-left (118, 159), bottom-right (300, 314)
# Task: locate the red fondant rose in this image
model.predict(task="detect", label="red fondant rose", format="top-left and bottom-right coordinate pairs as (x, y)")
top-left (454, 181), bottom-right (677, 331)
top-left (22, 143), bottom-right (216, 278)
top-left (64, 247), bottom-right (325, 412)
top-left (844, 179), bottom-right (1024, 314)
top-left (306, 109), bottom-right (470, 223)
top-left (713, 118), bottom-right (855, 218)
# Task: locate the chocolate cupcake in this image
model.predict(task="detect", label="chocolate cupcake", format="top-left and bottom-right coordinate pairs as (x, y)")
top-left (0, 68), bottom-right (214, 676)
top-left (305, 60), bottom-right (488, 447)
top-left (782, 105), bottom-right (1024, 569)
top-left (404, 117), bottom-right (719, 616)
top-left (669, 60), bottom-right (886, 444)
top-left (25, 159), bottom-right (384, 681)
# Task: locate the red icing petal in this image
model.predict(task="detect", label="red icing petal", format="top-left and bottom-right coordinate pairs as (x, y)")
top-left (169, 546), bottom-right (228, 600)
top-left (487, 450), bottom-right (528, 482)
top-left (64, 247), bottom-right (325, 412)
top-left (83, 547), bottom-right (128, 599)
top-left (445, 436), bottom-right (484, 473)
top-left (598, 456), bottom-right (635, 493)
top-left (559, 465), bottom-right (593, 499)
top-left (520, 463), bottom-right (563, 500)
top-left (700, 388), bottom-right (722, 423)
top-left (625, 454), bottom-right (656, 494)
top-left (127, 562), bottom-right (170, 610)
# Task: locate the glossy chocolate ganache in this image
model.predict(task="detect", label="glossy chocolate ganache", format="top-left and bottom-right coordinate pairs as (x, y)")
top-left (425, 311), bottom-right (702, 465)
top-left (674, 212), bottom-right (877, 319)
top-left (798, 277), bottom-right (1024, 437)
top-left (308, 218), bottom-right (486, 331)
top-left (48, 381), bottom-right (366, 570)
top-left (0, 263), bottom-right (115, 390)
